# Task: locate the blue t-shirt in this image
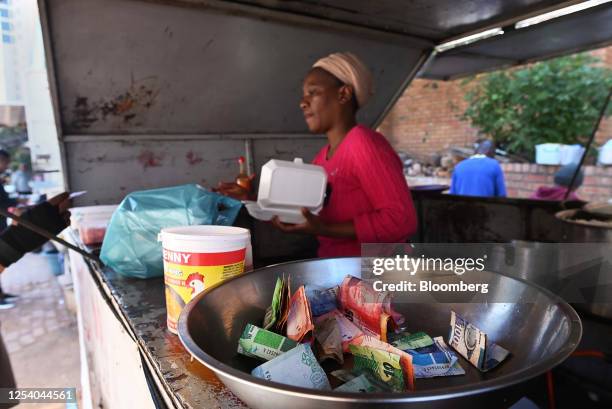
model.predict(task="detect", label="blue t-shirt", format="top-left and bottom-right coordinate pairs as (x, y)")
top-left (450, 156), bottom-right (507, 197)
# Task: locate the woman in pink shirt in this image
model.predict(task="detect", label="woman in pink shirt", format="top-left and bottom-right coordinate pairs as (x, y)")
top-left (216, 52), bottom-right (417, 257)
top-left (271, 52), bottom-right (417, 257)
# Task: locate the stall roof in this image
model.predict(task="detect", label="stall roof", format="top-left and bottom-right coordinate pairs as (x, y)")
top-left (44, 0), bottom-right (601, 136)
top-left (161, 0), bottom-right (575, 42)
top-left (420, 1), bottom-right (612, 80)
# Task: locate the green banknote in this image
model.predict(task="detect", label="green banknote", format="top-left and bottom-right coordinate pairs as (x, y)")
top-left (391, 331), bottom-right (434, 351)
top-left (251, 343), bottom-right (331, 390)
top-left (263, 277), bottom-right (284, 330)
top-left (349, 344), bottom-right (405, 392)
top-left (334, 374), bottom-right (388, 393)
top-left (237, 323), bottom-right (297, 361)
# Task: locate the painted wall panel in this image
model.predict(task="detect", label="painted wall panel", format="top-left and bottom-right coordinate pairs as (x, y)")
top-left (47, 0), bottom-right (425, 135)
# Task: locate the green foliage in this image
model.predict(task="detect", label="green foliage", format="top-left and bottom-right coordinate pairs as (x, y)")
top-left (462, 54), bottom-right (612, 159)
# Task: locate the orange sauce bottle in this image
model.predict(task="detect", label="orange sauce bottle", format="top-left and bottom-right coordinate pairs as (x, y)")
top-left (236, 156), bottom-right (251, 191)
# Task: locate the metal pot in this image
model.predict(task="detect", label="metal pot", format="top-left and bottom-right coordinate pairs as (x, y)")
top-left (556, 209), bottom-right (612, 319)
top-left (178, 257), bottom-right (581, 409)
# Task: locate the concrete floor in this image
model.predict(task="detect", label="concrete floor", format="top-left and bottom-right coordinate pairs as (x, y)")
top-left (0, 252), bottom-right (80, 409)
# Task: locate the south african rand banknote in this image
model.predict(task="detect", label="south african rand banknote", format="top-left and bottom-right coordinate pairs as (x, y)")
top-left (349, 344), bottom-right (405, 392)
top-left (306, 285), bottom-right (339, 316)
top-left (349, 335), bottom-right (415, 391)
top-left (314, 315), bottom-right (344, 364)
top-left (315, 309), bottom-right (364, 352)
top-left (251, 343), bottom-right (331, 390)
top-left (286, 285), bottom-right (315, 342)
top-left (334, 374), bottom-right (388, 393)
top-left (391, 331), bottom-right (434, 351)
top-left (407, 336), bottom-right (465, 378)
top-left (338, 275), bottom-right (405, 342)
top-left (237, 323), bottom-right (297, 361)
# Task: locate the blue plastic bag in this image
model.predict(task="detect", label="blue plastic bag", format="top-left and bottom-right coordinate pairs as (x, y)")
top-left (100, 184), bottom-right (242, 279)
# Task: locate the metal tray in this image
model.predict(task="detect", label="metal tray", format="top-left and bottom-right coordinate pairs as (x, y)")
top-left (179, 257), bottom-right (581, 409)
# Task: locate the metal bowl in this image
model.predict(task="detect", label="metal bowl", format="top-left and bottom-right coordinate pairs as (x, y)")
top-left (178, 257), bottom-right (581, 409)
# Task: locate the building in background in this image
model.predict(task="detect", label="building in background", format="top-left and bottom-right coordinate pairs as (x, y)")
top-left (0, 0), bottom-right (65, 192)
top-left (0, 0), bottom-right (23, 105)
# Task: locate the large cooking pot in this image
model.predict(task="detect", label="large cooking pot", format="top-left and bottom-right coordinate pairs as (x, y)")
top-left (178, 257), bottom-right (581, 409)
top-left (556, 209), bottom-right (612, 319)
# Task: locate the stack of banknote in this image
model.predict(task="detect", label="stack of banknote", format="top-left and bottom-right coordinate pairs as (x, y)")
top-left (236, 275), bottom-right (510, 393)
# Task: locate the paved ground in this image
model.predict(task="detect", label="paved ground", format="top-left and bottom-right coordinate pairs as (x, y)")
top-left (0, 252), bottom-right (80, 409)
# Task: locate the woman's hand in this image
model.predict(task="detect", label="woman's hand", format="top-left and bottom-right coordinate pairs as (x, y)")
top-left (272, 208), bottom-right (357, 239)
top-left (213, 182), bottom-right (250, 201)
top-left (271, 208), bottom-right (326, 236)
top-left (212, 175), bottom-right (256, 201)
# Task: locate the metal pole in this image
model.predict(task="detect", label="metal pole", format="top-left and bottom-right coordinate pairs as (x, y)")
top-left (564, 87), bottom-right (612, 200)
top-left (0, 207), bottom-right (101, 263)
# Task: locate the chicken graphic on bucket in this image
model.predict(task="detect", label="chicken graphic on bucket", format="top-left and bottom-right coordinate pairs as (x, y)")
top-left (186, 273), bottom-right (206, 296)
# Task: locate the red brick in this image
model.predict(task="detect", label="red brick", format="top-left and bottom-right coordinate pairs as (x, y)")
top-left (581, 186), bottom-right (612, 195)
top-left (524, 174), bottom-right (546, 182)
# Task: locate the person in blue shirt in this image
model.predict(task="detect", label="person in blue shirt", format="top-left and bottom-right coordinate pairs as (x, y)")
top-left (450, 140), bottom-right (507, 197)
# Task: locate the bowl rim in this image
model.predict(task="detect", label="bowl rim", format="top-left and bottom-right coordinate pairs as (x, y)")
top-left (178, 256), bottom-right (582, 403)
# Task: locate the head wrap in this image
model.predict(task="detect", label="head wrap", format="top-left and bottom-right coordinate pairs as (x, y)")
top-left (554, 163), bottom-right (584, 188)
top-left (312, 52), bottom-right (373, 108)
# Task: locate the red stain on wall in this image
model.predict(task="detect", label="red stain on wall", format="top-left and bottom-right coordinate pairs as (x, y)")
top-left (138, 150), bottom-right (163, 169)
top-left (186, 151), bottom-right (203, 165)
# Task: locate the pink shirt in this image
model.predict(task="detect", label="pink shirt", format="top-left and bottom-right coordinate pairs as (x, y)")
top-left (312, 125), bottom-right (417, 257)
top-left (529, 185), bottom-right (580, 201)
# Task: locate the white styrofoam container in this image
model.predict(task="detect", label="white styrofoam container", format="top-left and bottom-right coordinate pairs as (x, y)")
top-left (243, 201), bottom-right (319, 224)
top-left (535, 143), bottom-right (562, 165)
top-left (560, 144), bottom-right (585, 165)
top-left (257, 158), bottom-right (327, 210)
top-left (598, 139), bottom-right (612, 165)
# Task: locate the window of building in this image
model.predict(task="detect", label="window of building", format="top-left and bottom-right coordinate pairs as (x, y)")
top-left (2, 34), bottom-right (13, 43)
top-left (0, 9), bottom-right (8, 18)
top-left (1, 22), bottom-right (11, 31)
top-left (0, 0), bottom-right (8, 5)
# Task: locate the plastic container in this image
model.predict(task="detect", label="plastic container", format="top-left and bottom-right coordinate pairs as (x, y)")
top-left (598, 140), bottom-right (612, 165)
top-left (246, 158), bottom-right (327, 223)
top-left (258, 158), bottom-right (326, 209)
top-left (78, 220), bottom-right (109, 245)
top-left (560, 144), bottom-right (585, 165)
top-left (535, 143), bottom-right (562, 165)
top-left (71, 205), bottom-right (118, 245)
top-left (243, 201), bottom-right (308, 224)
top-left (158, 225), bottom-right (252, 334)
top-left (70, 205), bottom-right (117, 229)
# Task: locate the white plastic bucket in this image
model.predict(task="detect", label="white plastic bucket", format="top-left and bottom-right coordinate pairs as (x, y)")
top-left (158, 225), bottom-right (252, 334)
top-left (599, 140), bottom-right (612, 165)
top-left (560, 144), bottom-right (585, 165)
top-left (535, 143), bottom-right (562, 165)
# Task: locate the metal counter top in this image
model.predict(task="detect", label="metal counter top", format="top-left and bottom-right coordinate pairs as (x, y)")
top-left (77, 247), bottom-right (247, 409)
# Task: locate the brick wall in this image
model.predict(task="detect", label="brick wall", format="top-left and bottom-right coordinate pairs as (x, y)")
top-left (378, 78), bottom-right (480, 161)
top-left (378, 46), bottom-right (612, 159)
top-left (502, 163), bottom-right (612, 202)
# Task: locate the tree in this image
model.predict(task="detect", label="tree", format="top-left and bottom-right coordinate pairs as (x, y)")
top-left (462, 54), bottom-right (612, 160)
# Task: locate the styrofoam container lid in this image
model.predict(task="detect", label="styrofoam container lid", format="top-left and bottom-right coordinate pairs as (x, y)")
top-left (257, 158), bottom-right (327, 210)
